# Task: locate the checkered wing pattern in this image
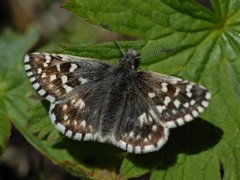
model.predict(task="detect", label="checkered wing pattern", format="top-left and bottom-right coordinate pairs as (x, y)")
top-left (136, 71), bottom-right (211, 128)
top-left (24, 53), bottom-right (110, 103)
top-left (111, 71), bottom-right (211, 153)
top-left (24, 53), bottom-right (110, 138)
top-left (48, 82), bottom-right (108, 141)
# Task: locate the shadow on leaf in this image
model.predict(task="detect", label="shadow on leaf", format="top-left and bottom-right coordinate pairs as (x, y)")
top-left (53, 137), bottom-right (126, 170)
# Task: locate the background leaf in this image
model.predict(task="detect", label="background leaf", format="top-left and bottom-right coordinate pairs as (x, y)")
top-left (0, 28), bottom-right (38, 158)
top-left (0, 112), bottom-right (11, 157)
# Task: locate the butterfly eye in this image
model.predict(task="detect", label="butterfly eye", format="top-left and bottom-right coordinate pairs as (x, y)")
top-left (132, 56), bottom-right (140, 69)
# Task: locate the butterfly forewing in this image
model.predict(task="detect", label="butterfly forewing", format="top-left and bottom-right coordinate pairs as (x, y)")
top-left (24, 53), bottom-right (110, 103)
top-left (136, 71), bottom-right (211, 128)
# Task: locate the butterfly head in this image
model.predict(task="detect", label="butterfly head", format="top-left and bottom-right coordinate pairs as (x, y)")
top-left (120, 49), bottom-right (140, 70)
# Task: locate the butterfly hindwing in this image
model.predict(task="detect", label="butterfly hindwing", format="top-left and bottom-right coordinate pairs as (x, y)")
top-left (112, 85), bottom-right (170, 153)
top-left (48, 78), bottom-right (114, 141)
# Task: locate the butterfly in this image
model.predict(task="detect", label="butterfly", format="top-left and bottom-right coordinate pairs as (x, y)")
top-left (24, 47), bottom-right (211, 154)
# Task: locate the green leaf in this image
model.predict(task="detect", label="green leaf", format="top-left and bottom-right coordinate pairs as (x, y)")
top-left (0, 112), bottom-right (11, 157)
top-left (0, 28), bottom-right (38, 157)
top-left (63, 0), bottom-right (240, 179)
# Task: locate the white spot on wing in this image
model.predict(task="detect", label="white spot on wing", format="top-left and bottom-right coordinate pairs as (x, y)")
top-left (61, 75), bottom-right (68, 84)
top-left (56, 123), bottom-right (66, 134)
top-left (84, 133), bottom-right (93, 140)
top-left (78, 77), bottom-right (88, 84)
top-left (138, 112), bottom-right (147, 125)
top-left (174, 99), bottom-right (181, 108)
top-left (148, 134), bottom-right (152, 140)
top-left (30, 77), bottom-right (36, 82)
top-left (50, 74), bottom-right (57, 81)
top-left (183, 102), bottom-right (189, 108)
top-left (164, 96), bottom-right (171, 105)
top-left (71, 99), bottom-right (76, 104)
top-left (45, 54), bottom-right (51, 63)
top-left (157, 136), bottom-right (166, 148)
top-left (73, 133), bottom-right (82, 140)
top-left (156, 105), bottom-right (166, 113)
top-left (50, 113), bottom-right (56, 123)
top-left (176, 117), bottom-right (184, 126)
top-left (24, 64), bottom-right (31, 70)
top-left (33, 83), bottom-right (40, 89)
top-left (80, 120), bottom-right (86, 128)
top-left (152, 125), bottom-right (157, 131)
top-left (148, 116), bottom-right (153, 122)
top-left (73, 120), bottom-right (77, 126)
top-left (197, 106), bottom-right (204, 113)
top-left (187, 92), bottom-right (192, 97)
top-left (201, 100), bottom-right (209, 107)
top-left (184, 114), bottom-right (192, 122)
top-left (64, 115), bottom-right (68, 120)
top-left (74, 98), bottom-right (85, 109)
top-left (190, 100), bottom-right (196, 105)
top-left (135, 146), bottom-right (141, 154)
top-left (56, 64), bottom-right (61, 72)
top-left (24, 55), bottom-right (30, 63)
top-left (174, 88), bottom-right (180, 96)
top-left (205, 92), bottom-right (211, 100)
top-left (129, 131), bottom-right (134, 138)
top-left (192, 110), bottom-right (198, 117)
top-left (37, 68), bottom-right (42, 74)
top-left (148, 92), bottom-right (156, 98)
top-left (63, 104), bottom-right (68, 110)
top-left (41, 73), bottom-right (46, 78)
top-left (38, 89), bottom-right (46, 96)
top-left (136, 135), bottom-right (141, 140)
top-left (166, 121), bottom-right (177, 128)
top-left (119, 140), bottom-right (127, 150)
top-left (63, 85), bottom-right (73, 93)
top-left (27, 72), bottom-right (33, 76)
top-left (143, 144), bottom-right (155, 153)
top-left (161, 82), bottom-right (168, 92)
top-left (127, 144), bottom-right (133, 153)
top-left (65, 130), bottom-right (73, 138)
top-left (186, 84), bottom-right (193, 92)
top-left (46, 95), bottom-right (55, 103)
top-left (69, 64), bottom-right (78, 72)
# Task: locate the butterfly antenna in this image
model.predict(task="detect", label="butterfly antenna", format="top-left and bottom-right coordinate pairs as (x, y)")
top-left (101, 24), bottom-right (125, 56)
top-left (136, 49), bottom-right (174, 59)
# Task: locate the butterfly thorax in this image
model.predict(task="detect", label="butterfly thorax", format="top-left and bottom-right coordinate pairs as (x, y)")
top-left (99, 65), bottom-right (138, 138)
top-left (119, 49), bottom-right (140, 70)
